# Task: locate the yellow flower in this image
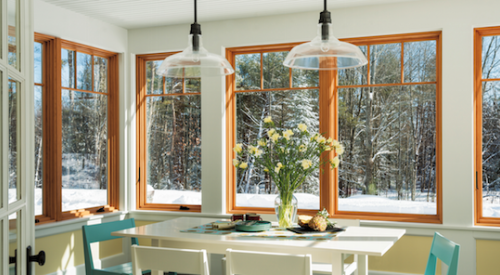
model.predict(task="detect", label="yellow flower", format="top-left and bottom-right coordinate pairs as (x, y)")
top-left (264, 168), bottom-right (269, 172)
top-left (277, 163), bottom-right (283, 168)
top-left (301, 159), bottom-right (312, 169)
top-left (280, 147), bottom-right (285, 152)
top-left (233, 143), bottom-right (243, 153)
top-left (233, 159), bottom-right (239, 167)
top-left (267, 129), bottom-right (276, 137)
top-left (327, 138), bottom-right (333, 144)
top-left (317, 136), bottom-right (326, 143)
top-left (275, 167), bottom-right (281, 173)
top-left (271, 133), bottom-right (280, 142)
top-left (283, 129), bottom-right (294, 140)
top-left (299, 145), bottom-right (307, 152)
top-left (239, 162), bottom-right (248, 169)
top-left (330, 157), bottom-right (339, 168)
top-left (258, 139), bottom-right (267, 146)
top-left (336, 144), bottom-right (344, 155)
top-left (264, 116), bottom-right (273, 123)
top-left (255, 149), bottom-right (263, 157)
top-left (298, 124), bottom-right (307, 132)
top-left (311, 134), bottom-right (319, 142)
top-left (332, 140), bottom-right (340, 147)
top-left (324, 146), bottom-right (331, 151)
top-left (248, 145), bottom-right (258, 155)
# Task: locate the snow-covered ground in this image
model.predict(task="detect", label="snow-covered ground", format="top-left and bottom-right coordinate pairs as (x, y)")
top-left (19, 189), bottom-right (500, 217)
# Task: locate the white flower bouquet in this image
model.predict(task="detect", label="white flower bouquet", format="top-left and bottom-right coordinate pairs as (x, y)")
top-left (233, 116), bottom-right (343, 228)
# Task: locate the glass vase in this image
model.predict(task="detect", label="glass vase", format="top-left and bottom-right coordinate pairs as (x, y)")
top-left (274, 194), bottom-right (298, 228)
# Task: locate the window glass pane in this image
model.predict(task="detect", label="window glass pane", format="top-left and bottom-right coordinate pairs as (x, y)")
top-left (292, 69), bottom-right (319, 88)
top-left (146, 61), bottom-right (163, 95)
top-left (482, 81), bottom-right (500, 217)
top-left (338, 85), bottom-right (437, 214)
top-left (94, 56), bottom-right (107, 93)
top-left (8, 0), bottom-right (17, 68)
top-left (184, 78), bottom-right (201, 94)
top-left (8, 78), bottom-right (18, 204)
top-left (338, 46), bottom-right (368, 86)
top-left (35, 85), bottom-right (43, 215)
top-left (404, 40), bottom-right (436, 82)
top-left (77, 52), bottom-right (92, 91)
top-left (236, 54), bottom-right (260, 90)
top-left (263, 52), bottom-right (289, 89)
top-left (61, 90), bottom-right (108, 211)
top-left (34, 42), bottom-right (42, 84)
top-left (61, 49), bottom-right (75, 88)
top-left (165, 77), bottom-right (182, 94)
top-left (235, 89), bottom-right (319, 210)
top-left (146, 95), bottom-right (201, 204)
top-left (482, 36), bottom-right (500, 79)
top-left (370, 43), bottom-right (401, 84)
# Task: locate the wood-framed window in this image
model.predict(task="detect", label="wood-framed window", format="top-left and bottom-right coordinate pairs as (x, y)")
top-left (474, 27), bottom-right (500, 226)
top-left (226, 32), bottom-right (442, 223)
top-left (34, 33), bottom-right (120, 224)
top-left (136, 53), bottom-right (202, 212)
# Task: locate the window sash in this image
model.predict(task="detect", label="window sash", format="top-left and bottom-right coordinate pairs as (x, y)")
top-left (226, 33), bottom-right (442, 223)
top-left (34, 33), bottom-right (119, 224)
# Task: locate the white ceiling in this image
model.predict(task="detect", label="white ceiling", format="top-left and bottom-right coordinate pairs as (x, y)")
top-left (41, 0), bottom-right (414, 29)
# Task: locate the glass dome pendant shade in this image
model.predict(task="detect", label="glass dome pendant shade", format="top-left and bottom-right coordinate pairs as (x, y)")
top-left (156, 0), bottom-right (234, 78)
top-left (283, 0), bottom-right (368, 70)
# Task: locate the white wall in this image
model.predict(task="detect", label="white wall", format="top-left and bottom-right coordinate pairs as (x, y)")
top-left (33, 0), bottom-right (130, 211)
top-left (127, 0), bottom-right (500, 274)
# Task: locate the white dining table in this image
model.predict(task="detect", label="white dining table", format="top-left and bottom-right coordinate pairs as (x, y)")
top-left (112, 217), bottom-right (405, 275)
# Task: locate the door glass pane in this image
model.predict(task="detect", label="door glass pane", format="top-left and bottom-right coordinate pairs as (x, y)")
top-left (61, 90), bottom-right (108, 211)
top-left (8, 78), bottom-right (19, 204)
top-left (146, 61), bottom-right (163, 95)
top-left (263, 52), bottom-right (289, 89)
top-left (7, 0), bottom-right (18, 69)
top-left (292, 69), bottom-right (319, 88)
top-left (482, 81), bottom-right (500, 217)
top-left (146, 95), bottom-right (201, 204)
top-left (9, 211), bottom-right (20, 275)
top-left (77, 52), bottom-right (92, 91)
top-left (404, 40), bottom-right (436, 83)
top-left (370, 43), bottom-right (401, 84)
top-left (165, 77), bottom-right (182, 94)
top-left (94, 56), bottom-right (107, 93)
top-left (482, 36), bottom-right (500, 79)
top-left (34, 86), bottom-right (43, 215)
top-left (61, 49), bottom-right (75, 88)
top-left (235, 53), bottom-right (260, 90)
top-left (184, 78), bottom-right (200, 94)
top-left (338, 85), bottom-right (437, 214)
top-left (235, 89), bottom-right (320, 210)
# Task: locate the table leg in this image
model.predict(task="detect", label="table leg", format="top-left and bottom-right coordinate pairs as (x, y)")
top-left (357, 255), bottom-right (368, 275)
top-left (331, 252), bottom-right (343, 275)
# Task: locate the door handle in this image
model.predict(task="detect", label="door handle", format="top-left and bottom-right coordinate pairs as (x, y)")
top-left (27, 246), bottom-right (45, 275)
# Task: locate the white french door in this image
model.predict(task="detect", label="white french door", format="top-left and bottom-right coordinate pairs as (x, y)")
top-left (1, 0), bottom-right (35, 274)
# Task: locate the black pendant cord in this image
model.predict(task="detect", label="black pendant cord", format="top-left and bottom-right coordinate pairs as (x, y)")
top-left (319, 0), bottom-right (331, 41)
top-left (190, 0), bottom-right (201, 51)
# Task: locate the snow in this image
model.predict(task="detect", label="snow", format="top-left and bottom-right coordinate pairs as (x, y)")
top-left (20, 188), bottom-right (500, 217)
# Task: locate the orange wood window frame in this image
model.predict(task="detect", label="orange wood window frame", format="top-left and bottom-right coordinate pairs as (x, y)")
top-left (226, 32), bottom-right (443, 223)
top-left (135, 53), bottom-right (201, 212)
top-left (34, 33), bottom-right (119, 225)
top-left (474, 27), bottom-right (500, 226)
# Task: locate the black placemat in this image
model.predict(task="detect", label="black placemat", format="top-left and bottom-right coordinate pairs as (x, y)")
top-left (286, 226), bottom-right (345, 234)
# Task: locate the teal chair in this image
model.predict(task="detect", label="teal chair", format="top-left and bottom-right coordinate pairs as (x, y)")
top-left (424, 232), bottom-right (460, 275)
top-left (82, 219), bottom-right (150, 275)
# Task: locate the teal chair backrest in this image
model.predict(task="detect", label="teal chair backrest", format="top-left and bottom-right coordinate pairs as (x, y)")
top-left (82, 219), bottom-right (139, 275)
top-left (424, 232), bottom-right (460, 275)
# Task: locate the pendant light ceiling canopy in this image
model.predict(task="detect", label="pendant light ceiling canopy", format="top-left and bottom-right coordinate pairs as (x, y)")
top-left (283, 0), bottom-right (368, 70)
top-left (157, 0), bottom-right (234, 78)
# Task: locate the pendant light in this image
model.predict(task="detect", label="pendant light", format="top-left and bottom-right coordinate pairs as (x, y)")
top-left (283, 0), bottom-right (368, 70)
top-left (157, 0), bottom-right (234, 78)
